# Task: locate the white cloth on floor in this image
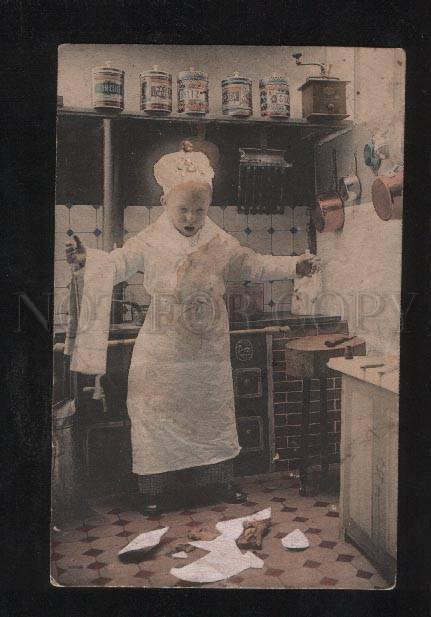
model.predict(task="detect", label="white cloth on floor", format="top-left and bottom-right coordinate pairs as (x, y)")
top-left (170, 535), bottom-right (263, 583)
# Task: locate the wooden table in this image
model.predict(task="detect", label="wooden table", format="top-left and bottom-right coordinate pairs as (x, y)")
top-left (285, 334), bottom-right (366, 495)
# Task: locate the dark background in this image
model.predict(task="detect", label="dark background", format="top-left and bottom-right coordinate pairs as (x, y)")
top-left (0, 1), bottom-right (431, 616)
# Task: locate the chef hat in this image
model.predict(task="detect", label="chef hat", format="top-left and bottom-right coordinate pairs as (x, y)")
top-left (154, 148), bottom-right (214, 197)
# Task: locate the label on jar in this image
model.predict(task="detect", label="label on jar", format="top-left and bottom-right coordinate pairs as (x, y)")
top-left (222, 80), bottom-right (252, 116)
top-left (177, 76), bottom-right (209, 114)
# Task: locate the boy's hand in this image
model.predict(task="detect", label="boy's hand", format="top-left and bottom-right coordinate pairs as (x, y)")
top-left (296, 252), bottom-right (321, 277)
top-left (65, 234), bottom-right (87, 269)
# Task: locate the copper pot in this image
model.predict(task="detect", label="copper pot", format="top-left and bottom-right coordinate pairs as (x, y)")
top-left (312, 191), bottom-right (345, 233)
top-left (312, 148), bottom-right (345, 233)
top-left (371, 168), bottom-right (403, 221)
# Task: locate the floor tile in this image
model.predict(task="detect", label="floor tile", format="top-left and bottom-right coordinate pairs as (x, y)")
top-left (91, 524), bottom-right (125, 538)
top-left (55, 528), bottom-right (88, 543)
top-left (91, 535), bottom-right (129, 551)
top-left (319, 540), bottom-right (337, 549)
top-left (56, 554), bottom-right (94, 571)
top-left (55, 568), bottom-right (98, 587)
top-left (51, 470), bottom-right (385, 590)
top-left (93, 576), bottom-right (112, 586)
top-left (265, 567), bottom-right (285, 577)
top-left (320, 576), bottom-right (338, 586)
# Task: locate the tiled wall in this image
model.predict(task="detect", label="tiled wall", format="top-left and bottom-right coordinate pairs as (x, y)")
top-left (54, 203), bottom-right (309, 324)
top-left (123, 204), bottom-right (309, 312)
top-left (54, 204), bottom-right (105, 326)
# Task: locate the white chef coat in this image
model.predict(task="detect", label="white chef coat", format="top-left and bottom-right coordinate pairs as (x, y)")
top-left (72, 212), bottom-right (299, 475)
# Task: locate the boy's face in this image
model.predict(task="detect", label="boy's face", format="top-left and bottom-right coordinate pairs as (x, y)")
top-left (163, 181), bottom-right (212, 237)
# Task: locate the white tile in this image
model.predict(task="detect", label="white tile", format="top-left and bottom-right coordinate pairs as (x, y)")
top-left (264, 281), bottom-right (272, 305)
top-left (293, 206), bottom-right (310, 231)
top-left (292, 231), bottom-right (308, 256)
top-left (54, 287), bottom-right (69, 315)
top-left (149, 206), bottom-right (164, 223)
top-left (96, 205), bottom-right (104, 228)
top-left (228, 231), bottom-right (249, 247)
top-left (55, 233), bottom-right (71, 260)
top-left (272, 230), bottom-right (294, 256)
top-left (124, 206), bottom-right (150, 232)
top-left (55, 205), bottom-right (70, 232)
top-left (272, 280), bottom-right (293, 304)
top-left (54, 260), bottom-right (72, 288)
top-left (53, 312), bottom-right (69, 328)
top-left (223, 206), bottom-right (248, 232)
top-left (207, 206), bottom-right (224, 228)
top-left (272, 210), bottom-right (293, 231)
top-left (247, 230), bottom-right (271, 254)
top-left (69, 204), bottom-right (97, 232)
top-left (247, 213), bottom-right (272, 232)
top-left (273, 301), bottom-right (292, 315)
top-left (74, 231), bottom-right (98, 250)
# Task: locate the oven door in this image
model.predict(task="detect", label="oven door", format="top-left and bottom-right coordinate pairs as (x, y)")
top-left (230, 330), bottom-right (274, 476)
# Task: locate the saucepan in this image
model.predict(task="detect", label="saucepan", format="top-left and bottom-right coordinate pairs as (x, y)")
top-left (338, 174), bottom-right (361, 204)
top-left (371, 165), bottom-right (403, 221)
top-left (311, 149), bottom-right (345, 233)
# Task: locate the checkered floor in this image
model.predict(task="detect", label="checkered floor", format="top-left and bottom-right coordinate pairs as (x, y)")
top-left (51, 471), bottom-right (390, 589)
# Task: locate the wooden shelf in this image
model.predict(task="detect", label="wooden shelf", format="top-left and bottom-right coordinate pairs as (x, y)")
top-left (57, 106), bottom-right (353, 133)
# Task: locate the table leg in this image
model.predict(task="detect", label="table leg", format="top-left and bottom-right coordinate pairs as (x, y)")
top-left (320, 376), bottom-right (329, 483)
top-left (299, 377), bottom-right (311, 496)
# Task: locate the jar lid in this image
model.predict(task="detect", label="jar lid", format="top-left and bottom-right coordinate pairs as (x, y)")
top-left (93, 63), bottom-right (123, 73)
top-left (140, 66), bottom-right (171, 77)
top-left (260, 73), bottom-right (288, 85)
top-left (222, 71), bottom-right (251, 82)
top-left (178, 68), bottom-right (208, 79)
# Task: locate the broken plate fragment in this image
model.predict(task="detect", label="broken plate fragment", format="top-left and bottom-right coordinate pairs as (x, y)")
top-left (171, 551), bottom-right (189, 559)
top-left (170, 536), bottom-right (263, 583)
top-left (118, 526), bottom-right (169, 556)
top-left (281, 528), bottom-right (309, 551)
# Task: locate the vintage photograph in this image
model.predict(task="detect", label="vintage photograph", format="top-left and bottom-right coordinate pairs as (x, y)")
top-left (51, 45), bottom-right (404, 589)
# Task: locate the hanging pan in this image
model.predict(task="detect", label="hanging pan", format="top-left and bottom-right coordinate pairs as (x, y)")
top-left (371, 165), bottom-right (403, 221)
top-left (311, 149), bottom-right (345, 233)
top-left (338, 152), bottom-right (361, 204)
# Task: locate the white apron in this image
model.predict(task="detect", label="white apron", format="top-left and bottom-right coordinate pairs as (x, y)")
top-left (69, 212), bottom-right (299, 475)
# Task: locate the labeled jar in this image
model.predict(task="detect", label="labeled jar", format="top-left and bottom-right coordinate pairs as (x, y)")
top-left (177, 68), bottom-right (209, 115)
top-left (260, 73), bottom-right (290, 117)
top-left (140, 65), bottom-right (172, 114)
top-left (92, 62), bottom-right (124, 111)
top-left (222, 72), bottom-right (252, 117)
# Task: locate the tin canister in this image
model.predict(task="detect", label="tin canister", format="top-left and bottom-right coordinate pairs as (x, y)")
top-left (177, 68), bottom-right (209, 115)
top-left (140, 65), bottom-right (172, 114)
top-left (222, 73), bottom-right (252, 117)
top-left (92, 63), bottom-right (124, 111)
top-left (260, 74), bottom-right (290, 117)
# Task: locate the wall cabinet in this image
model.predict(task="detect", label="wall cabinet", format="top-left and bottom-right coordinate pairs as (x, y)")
top-left (328, 357), bottom-right (398, 584)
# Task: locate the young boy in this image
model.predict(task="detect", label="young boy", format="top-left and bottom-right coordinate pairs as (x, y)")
top-left (66, 147), bottom-right (319, 516)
